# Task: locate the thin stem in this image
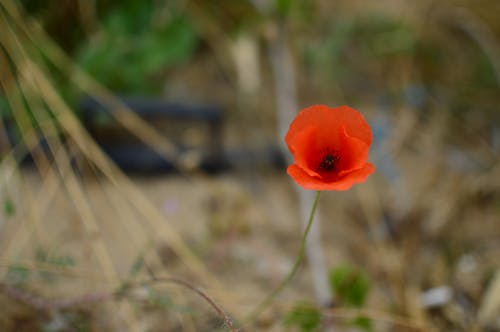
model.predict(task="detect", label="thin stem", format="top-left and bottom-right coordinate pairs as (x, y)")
top-left (245, 190), bottom-right (322, 323)
top-left (148, 277), bottom-right (240, 332)
top-left (1, 277), bottom-right (240, 332)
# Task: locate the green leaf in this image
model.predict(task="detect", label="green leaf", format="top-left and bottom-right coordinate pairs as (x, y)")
top-left (35, 248), bottom-right (76, 267)
top-left (3, 198), bottom-right (15, 216)
top-left (275, 0), bottom-right (294, 16)
top-left (0, 95), bottom-right (11, 119)
top-left (141, 15), bottom-right (198, 73)
top-left (284, 302), bottom-right (321, 332)
top-left (351, 315), bottom-right (373, 331)
top-left (76, 4), bottom-right (198, 94)
top-left (329, 265), bottom-right (370, 307)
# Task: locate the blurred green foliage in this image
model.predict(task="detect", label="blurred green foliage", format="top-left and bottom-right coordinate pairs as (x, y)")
top-left (3, 197), bottom-right (15, 216)
top-left (18, 0), bottom-right (199, 95)
top-left (329, 265), bottom-right (370, 308)
top-left (329, 264), bottom-right (372, 331)
top-left (3, 250), bottom-right (77, 291)
top-left (0, 96), bottom-right (10, 119)
top-left (302, 11), bottom-right (499, 117)
top-left (76, 1), bottom-right (199, 94)
top-left (6, 265), bottom-right (30, 284)
top-left (34, 248), bottom-right (76, 283)
top-left (285, 265), bottom-right (373, 332)
top-left (14, 1), bottom-right (499, 118)
top-left (351, 316), bottom-right (372, 331)
top-left (35, 248), bottom-right (76, 268)
top-left (303, 15), bottom-right (418, 93)
top-left (285, 302), bottom-right (322, 332)
top-left (275, 0), bottom-right (294, 16)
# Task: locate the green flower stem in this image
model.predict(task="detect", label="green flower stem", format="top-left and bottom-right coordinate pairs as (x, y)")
top-left (245, 190), bottom-right (322, 323)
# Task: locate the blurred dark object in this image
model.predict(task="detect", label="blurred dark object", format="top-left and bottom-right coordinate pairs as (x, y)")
top-left (81, 96), bottom-right (286, 174)
top-left (81, 96), bottom-right (225, 174)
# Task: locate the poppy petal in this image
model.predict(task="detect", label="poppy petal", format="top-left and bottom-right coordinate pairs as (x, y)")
top-left (335, 163), bottom-right (375, 189)
top-left (337, 127), bottom-right (370, 175)
top-left (287, 163), bottom-right (375, 191)
top-left (287, 126), bottom-right (322, 177)
top-left (286, 105), bottom-right (372, 148)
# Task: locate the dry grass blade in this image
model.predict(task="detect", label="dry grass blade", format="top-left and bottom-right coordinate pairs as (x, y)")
top-left (0, 0), bottom-right (497, 331)
top-left (0, 0), bottom-right (219, 286)
top-left (0, 0), bottom-right (184, 173)
top-left (0, 1), bottom-right (224, 330)
top-left (478, 269), bottom-right (500, 325)
top-left (0, 13), bottom-right (143, 332)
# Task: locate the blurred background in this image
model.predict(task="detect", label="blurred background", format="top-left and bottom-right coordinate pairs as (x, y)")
top-left (0, 0), bottom-right (499, 331)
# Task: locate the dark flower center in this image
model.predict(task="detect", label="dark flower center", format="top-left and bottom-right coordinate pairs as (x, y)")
top-left (317, 152), bottom-right (340, 172)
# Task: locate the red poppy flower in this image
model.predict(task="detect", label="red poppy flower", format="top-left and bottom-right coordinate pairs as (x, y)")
top-left (285, 105), bottom-right (375, 191)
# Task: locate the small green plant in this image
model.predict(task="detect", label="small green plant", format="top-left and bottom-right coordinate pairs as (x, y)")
top-left (329, 264), bottom-right (370, 307)
top-left (284, 302), bottom-right (321, 332)
top-left (3, 197), bottom-right (15, 216)
top-left (35, 248), bottom-right (76, 268)
top-left (284, 265), bottom-right (373, 331)
top-left (35, 248), bottom-right (77, 283)
top-left (329, 264), bottom-right (372, 331)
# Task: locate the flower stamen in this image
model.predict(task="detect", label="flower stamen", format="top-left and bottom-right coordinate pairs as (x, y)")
top-left (317, 151), bottom-right (340, 172)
